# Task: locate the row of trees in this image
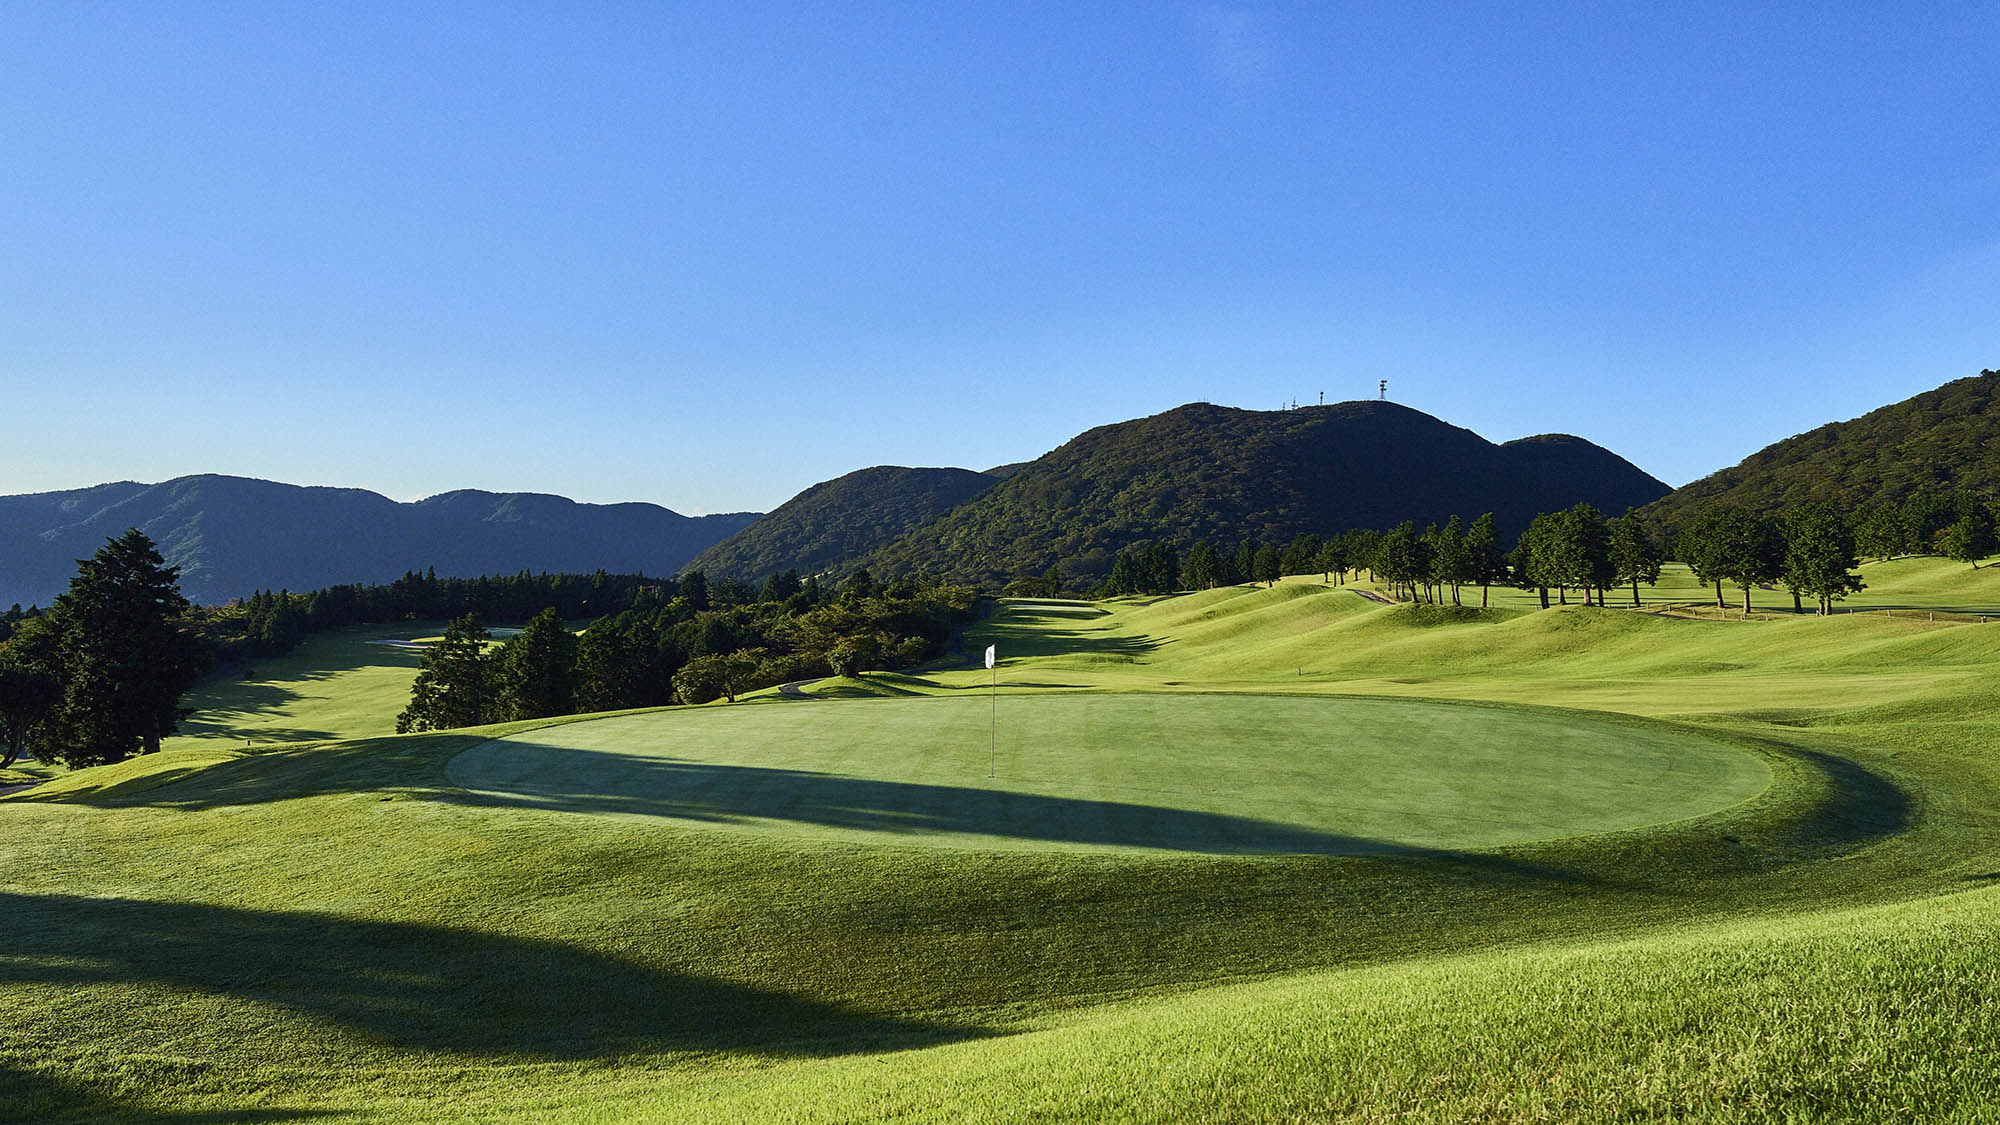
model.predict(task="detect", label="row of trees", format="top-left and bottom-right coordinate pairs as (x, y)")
top-left (394, 577), bottom-right (979, 732)
top-left (1013, 495), bottom-right (1903, 618)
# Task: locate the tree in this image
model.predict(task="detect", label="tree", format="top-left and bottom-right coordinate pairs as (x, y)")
top-left (1610, 515), bottom-right (1663, 608)
top-left (673, 652), bottom-right (757, 703)
top-left (1376, 522), bottom-right (1423, 602)
top-left (1677, 509), bottom-right (1733, 609)
top-left (1252, 544), bottom-right (1282, 587)
top-left (1853, 504), bottom-right (1905, 562)
top-left (1181, 541), bottom-right (1220, 590)
top-left (1511, 513), bottom-right (1559, 609)
top-left (1281, 533), bottom-right (1323, 578)
top-left (39, 530), bottom-right (208, 767)
top-left (0, 617), bottom-right (61, 768)
top-left (1463, 513), bottom-right (1509, 608)
top-left (573, 622), bottom-right (644, 713)
top-left (1234, 540), bottom-right (1260, 587)
top-left (1315, 537), bottom-right (1346, 585)
top-left (1939, 511), bottom-right (1999, 568)
top-left (1550, 504), bottom-right (1614, 606)
top-left (1429, 515), bottom-right (1471, 606)
top-left (396, 615), bottom-right (492, 733)
top-left (492, 608), bottom-right (580, 720)
top-left (1779, 503), bottom-right (1865, 615)
top-left (1705, 509), bottom-right (1782, 614)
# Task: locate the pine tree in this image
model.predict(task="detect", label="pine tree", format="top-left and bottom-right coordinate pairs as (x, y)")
top-left (40, 530), bottom-right (208, 767)
top-left (492, 608), bottom-right (580, 720)
top-left (396, 615), bottom-right (491, 733)
top-left (0, 616), bottom-right (61, 768)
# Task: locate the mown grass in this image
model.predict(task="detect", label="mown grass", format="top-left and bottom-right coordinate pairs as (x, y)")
top-left (6, 566), bottom-right (2000, 1120)
top-left (165, 622), bottom-right (439, 750)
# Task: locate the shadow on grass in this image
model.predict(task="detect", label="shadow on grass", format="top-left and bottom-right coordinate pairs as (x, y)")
top-left (0, 892), bottom-right (982, 1070)
top-left (0, 1062), bottom-right (325, 1124)
top-left (443, 745), bottom-right (1613, 887)
top-left (974, 602), bottom-right (1159, 662)
top-left (174, 673), bottom-right (345, 743)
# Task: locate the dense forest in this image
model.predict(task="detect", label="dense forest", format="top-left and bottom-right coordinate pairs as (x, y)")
top-left (685, 465), bottom-right (999, 580)
top-left (857, 400), bottom-right (1668, 587)
top-left (1641, 369), bottom-right (2000, 524)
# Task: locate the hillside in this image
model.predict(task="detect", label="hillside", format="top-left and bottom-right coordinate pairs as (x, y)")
top-left (862, 400), bottom-right (1668, 585)
top-left (1643, 368), bottom-right (2000, 526)
top-left (0, 475), bottom-right (758, 608)
top-left (683, 465), bottom-right (997, 580)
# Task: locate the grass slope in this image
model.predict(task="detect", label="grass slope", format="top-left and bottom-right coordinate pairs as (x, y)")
top-left (7, 571), bottom-right (2000, 1120)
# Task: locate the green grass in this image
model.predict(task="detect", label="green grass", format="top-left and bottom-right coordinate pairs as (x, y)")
top-left (166, 622), bottom-right (441, 750)
top-left (8, 564), bottom-right (2000, 1120)
top-left (450, 694), bottom-right (1769, 852)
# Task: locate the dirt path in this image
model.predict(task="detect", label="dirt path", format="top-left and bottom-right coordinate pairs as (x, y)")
top-left (1350, 588), bottom-right (1396, 605)
top-left (778, 679), bottom-right (823, 698)
top-left (0, 780), bottom-right (45, 798)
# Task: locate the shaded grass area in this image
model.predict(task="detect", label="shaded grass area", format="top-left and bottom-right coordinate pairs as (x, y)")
top-left (166, 623), bottom-right (439, 749)
top-left (5, 575), bottom-right (2000, 1119)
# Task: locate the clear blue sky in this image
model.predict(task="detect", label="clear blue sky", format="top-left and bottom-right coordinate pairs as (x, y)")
top-left (4, 4), bottom-right (1996, 513)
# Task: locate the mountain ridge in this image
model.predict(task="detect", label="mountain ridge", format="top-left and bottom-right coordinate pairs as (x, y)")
top-left (0, 474), bottom-right (757, 608)
top-left (1640, 368), bottom-right (2000, 526)
top-left (856, 399), bottom-right (1668, 585)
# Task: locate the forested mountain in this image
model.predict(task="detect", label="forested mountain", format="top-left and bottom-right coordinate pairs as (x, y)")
top-left (0, 475), bottom-right (758, 608)
top-left (685, 465), bottom-right (998, 580)
top-left (861, 400), bottom-right (1669, 585)
top-left (1641, 369), bottom-right (2000, 527)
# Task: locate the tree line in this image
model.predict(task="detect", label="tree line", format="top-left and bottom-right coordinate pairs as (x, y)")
top-left (1010, 490), bottom-right (2000, 617)
top-left (394, 569), bottom-right (978, 732)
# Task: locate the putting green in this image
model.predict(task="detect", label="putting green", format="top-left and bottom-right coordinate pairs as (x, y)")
top-left (447, 694), bottom-right (1770, 854)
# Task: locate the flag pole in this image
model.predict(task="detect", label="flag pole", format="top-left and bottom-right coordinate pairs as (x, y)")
top-left (985, 643), bottom-right (997, 778)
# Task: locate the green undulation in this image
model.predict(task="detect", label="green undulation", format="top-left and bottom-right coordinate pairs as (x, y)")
top-left (8, 575), bottom-right (2000, 1121)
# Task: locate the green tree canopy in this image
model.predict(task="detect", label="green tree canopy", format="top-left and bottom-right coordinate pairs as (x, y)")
top-left (396, 615), bottom-right (492, 733)
top-left (39, 529), bottom-right (207, 767)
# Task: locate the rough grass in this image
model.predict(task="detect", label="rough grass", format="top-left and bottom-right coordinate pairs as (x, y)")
top-left (7, 565), bottom-right (2000, 1120)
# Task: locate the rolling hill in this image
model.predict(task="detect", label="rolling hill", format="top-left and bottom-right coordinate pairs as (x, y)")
top-left (861, 400), bottom-right (1669, 585)
top-left (1642, 368), bottom-right (2000, 526)
top-left (0, 475), bottom-right (758, 609)
top-left (683, 465), bottom-right (999, 580)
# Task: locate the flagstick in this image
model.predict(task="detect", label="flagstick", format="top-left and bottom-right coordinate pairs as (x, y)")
top-left (988, 659), bottom-right (996, 779)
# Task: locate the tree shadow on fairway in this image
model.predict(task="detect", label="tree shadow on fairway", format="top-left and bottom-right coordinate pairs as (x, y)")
top-left (0, 1061), bottom-right (326, 1124)
top-left (972, 603), bottom-right (1160, 662)
top-left (444, 744), bottom-right (1609, 884)
top-left (174, 673), bottom-right (344, 743)
top-left (0, 892), bottom-right (984, 1073)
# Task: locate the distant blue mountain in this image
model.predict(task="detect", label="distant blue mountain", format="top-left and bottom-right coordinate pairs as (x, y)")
top-left (0, 475), bottom-right (759, 608)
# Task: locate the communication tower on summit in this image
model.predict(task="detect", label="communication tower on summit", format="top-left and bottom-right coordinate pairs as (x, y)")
top-left (1379, 380), bottom-right (1387, 400)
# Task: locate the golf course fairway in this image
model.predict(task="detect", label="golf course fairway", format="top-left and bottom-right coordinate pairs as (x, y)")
top-left (448, 694), bottom-right (1770, 852)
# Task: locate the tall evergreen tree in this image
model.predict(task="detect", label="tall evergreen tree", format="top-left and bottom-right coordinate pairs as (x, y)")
top-left (492, 608), bottom-right (580, 720)
top-left (0, 616), bottom-right (61, 768)
top-left (40, 530), bottom-right (207, 767)
top-left (396, 615), bottom-right (492, 733)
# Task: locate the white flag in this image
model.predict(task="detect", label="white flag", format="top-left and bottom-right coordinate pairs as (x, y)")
top-left (984, 644), bottom-right (996, 670)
